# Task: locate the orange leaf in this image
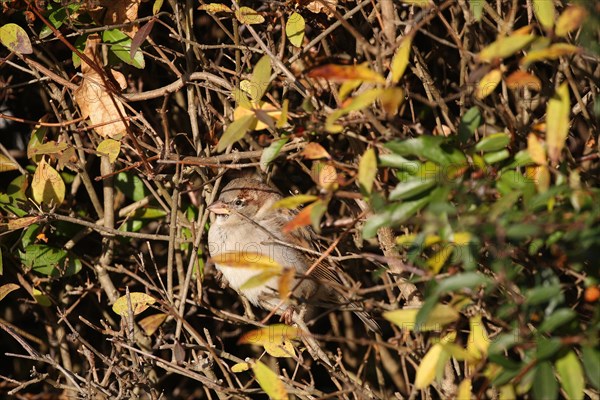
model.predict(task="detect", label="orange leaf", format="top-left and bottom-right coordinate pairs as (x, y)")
top-left (505, 71), bottom-right (541, 91)
top-left (308, 63), bottom-right (384, 83)
top-left (282, 202), bottom-right (315, 233)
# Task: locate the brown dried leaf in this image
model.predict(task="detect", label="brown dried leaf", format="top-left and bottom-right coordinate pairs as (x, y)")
top-left (301, 142), bottom-right (331, 160)
top-left (305, 0), bottom-right (337, 17)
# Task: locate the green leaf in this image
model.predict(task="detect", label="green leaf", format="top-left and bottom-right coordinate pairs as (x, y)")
top-left (19, 245), bottom-right (82, 277)
top-left (389, 178), bottom-right (437, 201)
top-left (524, 284), bottom-right (562, 306)
top-left (102, 29), bottom-right (145, 69)
top-left (555, 351), bottom-right (584, 400)
top-left (363, 196), bottom-right (431, 239)
top-left (536, 337), bottom-right (563, 361)
top-left (538, 308), bottom-right (576, 333)
top-left (385, 136), bottom-right (466, 167)
top-left (286, 12), bottom-right (305, 47)
top-left (115, 172), bottom-right (150, 202)
top-left (40, 3), bottom-right (82, 39)
top-left (216, 114), bottom-right (257, 152)
top-left (475, 133), bottom-right (511, 152)
top-left (483, 149), bottom-right (510, 164)
top-left (378, 153), bottom-right (416, 169)
top-left (433, 272), bottom-right (491, 296)
top-left (458, 107), bottom-right (481, 143)
top-left (532, 361), bottom-right (558, 400)
top-left (358, 148), bottom-right (377, 194)
top-left (260, 138), bottom-right (288, 171)
top-left (0, 23), bottom-right (33, 54)
top-left (581, 346), bottom-right (600, 390)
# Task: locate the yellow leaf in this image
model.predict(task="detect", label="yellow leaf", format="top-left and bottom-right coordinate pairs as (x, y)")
top-left (555, 5), bottom-right (588, 37)
top-left (249, 55), bottom-right (272, 102)
top-left (379, 87), bottom-right (405, 115)
top-left (0, 283), bottom-right (19, 302)
top-left (467, 314), bottom-right (489, 360)
top-left (198, 3), bottom-right (232, 14)
top-left (32, 288), bottom-right (51, 307)
top-left (427, 246), bottom-right (454, 274)
top-left (112, 292), bottom-right (157, 316)
top-left (457, 378), bottom-right (473, 400)
top-left (0, 154), bottom-right (19, 172)
top-left (278, 268), bottom-right (295, 300)
top-left (383, 304), bottom-right (460, 331)
top-left (358, 148), bottom-right (377, 194)
top-left (231, 362), bottom-right (251, 373)
top-left (264, 339), bottom-right (296, 358)
top-left (4, 216), bottom-right (40, 232)
top-left (96, 138), bottom-right (121, 163)
top-left (235, 6), bottom-right (265, 25)
top-left (533, 165), bottom-right (551, 193)
top-left (239, 324), bottom-right (301, 345)
top-left (415, 343), bottom-right (443, 389)
top-left (210, 252), bottom-right (283, 271)
top-left (272, 195), bottom-right (319, 209)
top-left (138, 313), bottom-right (167, 336)
top-left (401, 0), bottom-right (431, 7)
top-left (452, 232), bottom-right (472, 246)
top-left (0, 23), bottom-right (33, 54)
top-left (396, 233), bottom-right (441, 247)
top-left (233, 103), bottom-right (280, 131)
top-left (252, 360), bottom-right (288, 400)
top-left (277, 99), bottom-right (289, 128)
top-left (533, 0), bottom-right (555, 30)
top-left (527, 133), bottom-right (546, 165)
top-left (546, 83), bottom-right (570, 164)
top-left (478, 33), bottom-right (536, 62)
top-left (325, 88), bottom-right (383, 133)
top-left (32, 158), bottom-right (65, 207)
top-left (521, 43), bottom-right (580, 66)
top-left (338, 80), bottom-right (362, 101)
top-left (475, 68), bottom-right (502, 100)
top-left (240, 269), bottom-right (281, 290)
top-left (391, 34), bottom-right (413, 83)
top-left (286, 12), bottom-right (305, 47)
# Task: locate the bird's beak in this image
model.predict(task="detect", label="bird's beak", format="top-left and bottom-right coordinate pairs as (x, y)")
top-left (207, 201), bottom-right (230, 215)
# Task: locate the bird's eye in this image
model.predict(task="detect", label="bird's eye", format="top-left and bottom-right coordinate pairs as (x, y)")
top-left (234, 199), bottom-right (243, 207)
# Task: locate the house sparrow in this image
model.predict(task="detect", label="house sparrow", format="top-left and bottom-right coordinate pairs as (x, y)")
top-left (207, 177), bottom-right (379, 333)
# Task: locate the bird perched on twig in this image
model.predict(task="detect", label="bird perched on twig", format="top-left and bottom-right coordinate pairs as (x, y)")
top-left (207, 177), bottom-right (380, 334)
